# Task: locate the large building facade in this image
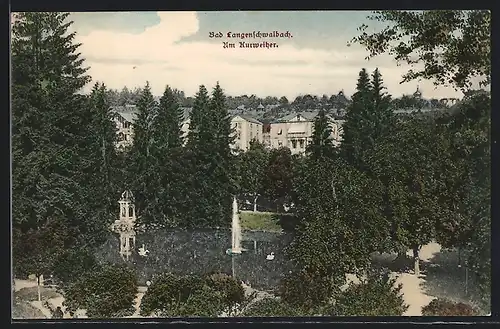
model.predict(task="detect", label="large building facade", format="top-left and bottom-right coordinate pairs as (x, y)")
top-left (112, 105), bottom-right (138, 150)
top-left (265, 112), bottom-right (344, 154)
top-left (231, 115), bottom-right (264, 152)
top-left (111, 106), bottom-right (344, 154)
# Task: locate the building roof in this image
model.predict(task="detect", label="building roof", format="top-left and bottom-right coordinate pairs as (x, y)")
top-left (233, 114), bottom-right (263, 124)
top-left (279, 111), bottom-right (319, 122)
top-left (114, 111), bottom-right (138, 123)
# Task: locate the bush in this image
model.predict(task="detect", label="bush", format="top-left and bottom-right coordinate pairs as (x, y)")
top-left (280, 270), bottom-right (337, 309)
top-left (205, 273), bottom-right (245, 310)
top-left (240, 297), bottom-right (310, 317)
top-left (421, 298), bottom-right (479, 316)
top-left (330, 269), bottom-right (408, 316)
top-left (52, 247), bottom-right (99, 286)
top-left (62, 264), bottom-right (137, 318)
top-left (175, 285), bottom-right (225, 317)
top-left (140, 272), bottom-right (229, 317)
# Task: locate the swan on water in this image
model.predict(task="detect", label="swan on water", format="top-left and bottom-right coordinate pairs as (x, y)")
top-left (138, 244), bottom-right (149, 257)
top-left (266, 252), bottom-right (275, 260)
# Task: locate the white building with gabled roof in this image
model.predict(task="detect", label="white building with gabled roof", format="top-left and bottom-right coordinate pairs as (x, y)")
top-left (231, 114), bottom-right (263, 152)
top-left (266, 111), bottom-right (344, 154)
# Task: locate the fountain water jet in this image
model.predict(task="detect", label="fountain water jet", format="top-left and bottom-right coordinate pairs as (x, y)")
top-left (231, 196), bottom-right (242, 254)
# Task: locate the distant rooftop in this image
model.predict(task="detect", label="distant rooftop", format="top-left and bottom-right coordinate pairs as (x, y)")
top-left (233, 114), bottom-right (262, 124)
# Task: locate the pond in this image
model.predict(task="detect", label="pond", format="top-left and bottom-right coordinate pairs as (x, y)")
top-left (95, 228), bottom-right (294, 292)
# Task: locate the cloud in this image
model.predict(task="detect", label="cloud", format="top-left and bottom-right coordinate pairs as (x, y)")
top-left (76, 11), bottom-right (463, 99)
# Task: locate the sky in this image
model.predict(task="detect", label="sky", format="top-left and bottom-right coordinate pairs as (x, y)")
top-left (65, 11), bottom-right (465, 99)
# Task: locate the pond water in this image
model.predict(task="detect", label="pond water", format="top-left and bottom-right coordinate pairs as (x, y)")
top-left (95, 228), bottom-right (294, 292)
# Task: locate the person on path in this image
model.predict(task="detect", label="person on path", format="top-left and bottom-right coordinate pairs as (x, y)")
top-left (52, 306), bottom-right (63, 319)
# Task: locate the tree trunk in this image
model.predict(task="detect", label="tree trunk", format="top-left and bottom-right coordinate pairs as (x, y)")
top-left (253, 194), bottom-right (258, 212)
top-left (413, 246), bottom-right (420, 276)
top-left (37, 275), bottom-right (42, 302)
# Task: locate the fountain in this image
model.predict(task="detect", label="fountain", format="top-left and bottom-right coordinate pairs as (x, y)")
top-left (226, 196), bottom-right (243, 255)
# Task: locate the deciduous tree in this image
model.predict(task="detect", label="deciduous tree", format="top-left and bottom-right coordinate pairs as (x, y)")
top-left (352, 10), bottom-right (491, 90)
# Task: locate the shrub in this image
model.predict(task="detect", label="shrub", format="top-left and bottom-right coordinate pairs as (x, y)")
top-left (330, 269), bottom-right (408, 316)
top-left (52, 247), bottom-right (99, 287)
top-left (422, 298), bottom-right (479, 316)
top-left (240, 297), bottom-right (310, 317)
top-left (280, 270), bottom-right (337, 309)
top-left (205, 273), bottom-right (245, 310)
top-left (175, 285), bottom-right (224, 317)
top-left (140, 272), bottom-right (224, 317)
top-left (62, 264), bottom-right (137, 318)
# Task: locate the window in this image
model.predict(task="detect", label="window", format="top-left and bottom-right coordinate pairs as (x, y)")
top-left (299, 139), bottom-right (305, 148)
top-left (291, 139), bottom-right (297, 149)
top-left (278, 140), bottom-right (283, 146)
top-left (277, 129), bottom-right (283, 135)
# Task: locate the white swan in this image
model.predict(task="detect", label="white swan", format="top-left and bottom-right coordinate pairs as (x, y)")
top-left (138, 244), bottom-right (149, 257)
top-left (266, 252), bottom-right (275, 261)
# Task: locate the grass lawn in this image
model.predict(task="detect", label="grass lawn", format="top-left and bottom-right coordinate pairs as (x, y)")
top-left (240, 211), bottom-right (282, 232)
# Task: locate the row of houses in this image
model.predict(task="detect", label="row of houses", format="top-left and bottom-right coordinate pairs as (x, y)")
top-left (112, 105), bottom-right (345, 154)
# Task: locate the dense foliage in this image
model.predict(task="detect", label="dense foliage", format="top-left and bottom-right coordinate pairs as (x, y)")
top-left (241, 297), bottom-right (312, 317)
top-left (352, 10), bottom-right (490, 90)
top-left (62, 265), bottom-right (138, 318)
top-left (421, 299), bottom-right (479, 316)
top-left (140, 272), bottom-right (244, 317)
top-left (330, 269), bottom-right (408, 316)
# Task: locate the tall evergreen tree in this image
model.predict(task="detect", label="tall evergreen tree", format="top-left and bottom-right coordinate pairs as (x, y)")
top-left (340, 68), bottom-right (372, 170)
top-left (184, 83), bottom-right (234, 227)
top-left (149, 85), bottom-right (185, 227)
top-left (87, 82), bottom-right (120, 237)
top-left (129, 82), bottom-right (160, 227)
top-left (209, 82), bottom-right (236, 226)
top-left (341, 68), bottom-right (394, 172)
top-left (370, 68), bottom-right (395, 141)
top-left (306, 109), bottom-right (335, 160)
top-left (186, 85), bottom-right (210, 150)
top-left (157, 85), bottom-right (184, 149)
top-left (11, 12), bottom-right (100, 281)
top-left (185, 85), bottom-right (216, 227)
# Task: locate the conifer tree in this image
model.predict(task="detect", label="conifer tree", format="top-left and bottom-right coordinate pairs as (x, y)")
top-left (184, 85), bottom-right (213, 227)
top-left (370, 68), bottom-right (395, 143)
top-left (341, 68), bottom-right (394, 172)
top-left (150, 85), bottom-right (185, 227)
top-left (184, 83), bottom-right (234, 227)
top-left (129, 82), bottom-right (160, 227)
top-left (186, 85), bottom-right (211, 150)
top-left (157, 85), bottom-right (184, 149)
top-left (340, 68), bottom-right (372, 170)
top-left (87, 82), bottom-right (120, 236)
top-left (11, 12), bottom-right (100, 281)
top-left (210, 82), bottom-right (236, 224)
top-left (306, 109), bottom-right (334, 161)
